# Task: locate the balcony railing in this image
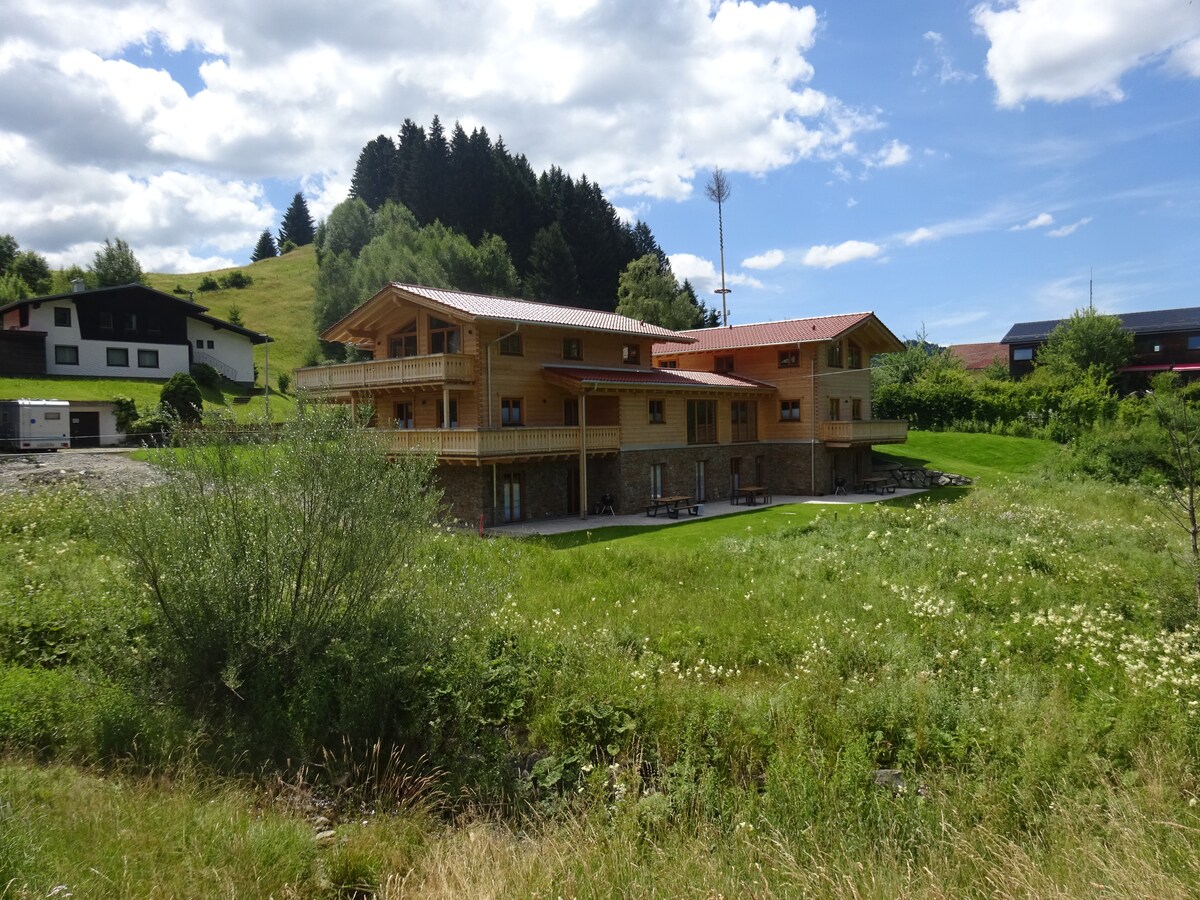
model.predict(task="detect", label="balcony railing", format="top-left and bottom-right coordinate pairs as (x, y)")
top-left (294, 353), bottom-right (474, 391)
top-left (383, 426), bottom-right (622, 459)
top-left (818, 419), bottom-right (908, 446)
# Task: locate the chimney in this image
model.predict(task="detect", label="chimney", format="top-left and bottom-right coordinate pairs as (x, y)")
top-left (71, 278), bottom-right (86, 293)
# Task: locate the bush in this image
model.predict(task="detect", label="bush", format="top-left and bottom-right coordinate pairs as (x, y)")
top-left (189, 363), bottom-right (221, 389)
top-left (110, 407), bottom-right (443, 762)
top-left (219, 272), bottom-right (253, 290)
top-left (160, 372), bottom-right (203, 423)
top-left (197, 276), bottom-right (220, 292)
top-left (112, 396), bottom-right (139, 433)
top-left (277, 372), bottom-right (291, 394)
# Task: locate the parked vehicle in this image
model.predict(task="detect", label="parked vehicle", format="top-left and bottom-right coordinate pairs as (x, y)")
top-left (0, 399), bottom-right (71, 451)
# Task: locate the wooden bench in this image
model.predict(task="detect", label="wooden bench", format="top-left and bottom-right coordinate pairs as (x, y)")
top-left (646, 495), bottom-right (691, 518)
top-left (858, 475), bottom-right (895, 494)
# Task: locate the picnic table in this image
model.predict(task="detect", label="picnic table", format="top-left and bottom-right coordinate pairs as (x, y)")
top-left (733, 485), bottom-right (770, 506)
top-left (857, 475), bottom-right (895, 494)
top-left (646, 495), bottom-right (697, 518)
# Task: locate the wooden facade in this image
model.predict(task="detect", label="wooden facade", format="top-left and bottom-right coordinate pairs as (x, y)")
top-left (295, 284), bottom-right (908, 524)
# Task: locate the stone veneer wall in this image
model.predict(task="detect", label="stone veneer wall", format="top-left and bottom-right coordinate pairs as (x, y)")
top-left (432, 443), bottom-right (877, 523)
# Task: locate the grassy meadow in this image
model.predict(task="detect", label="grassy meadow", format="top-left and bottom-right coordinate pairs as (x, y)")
top-left (3, 431), bottom-right (1200, 897)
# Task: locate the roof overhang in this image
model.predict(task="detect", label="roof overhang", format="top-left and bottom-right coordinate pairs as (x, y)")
top-left (543, 364), bottom-right (776, 396)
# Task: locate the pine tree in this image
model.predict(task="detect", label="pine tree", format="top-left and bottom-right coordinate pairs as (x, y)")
top-left (278, 193), bottom-right (316, 248)
top-left (349, 135), bottom-right (400, 211)
top-left (251, 230), bottom-right (278, 262)
top-left (525, 223), bottom-right (579, 304)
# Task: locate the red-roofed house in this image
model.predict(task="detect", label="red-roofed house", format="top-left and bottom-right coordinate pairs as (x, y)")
top-left (947, 342), bottom-right (1008, 372)
top-left (295, 284), bottom-right (907, 523)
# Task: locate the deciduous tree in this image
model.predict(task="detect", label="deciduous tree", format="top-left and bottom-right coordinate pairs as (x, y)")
top-left (90, 238), bottom-right (145, 287)
top-left (1036, 307), bottom-right (1132, 382)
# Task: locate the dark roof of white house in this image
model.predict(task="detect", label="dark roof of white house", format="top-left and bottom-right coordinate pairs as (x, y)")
top-left (1002, 307), bottom-right (1200, 344)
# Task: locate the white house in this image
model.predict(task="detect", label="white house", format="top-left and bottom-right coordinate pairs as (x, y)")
top-left (0, 282), bottom-right (269, 385)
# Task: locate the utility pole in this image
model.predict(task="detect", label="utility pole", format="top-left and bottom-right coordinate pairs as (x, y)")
top-left (705, 168), bottom-right (732, 327)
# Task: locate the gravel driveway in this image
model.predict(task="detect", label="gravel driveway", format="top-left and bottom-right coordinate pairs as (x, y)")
top-left (0, 449), bottom-right (166, 494)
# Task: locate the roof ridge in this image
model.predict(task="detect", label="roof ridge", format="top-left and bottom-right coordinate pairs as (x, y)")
top-left (677, 311), bottom-right (873, 334)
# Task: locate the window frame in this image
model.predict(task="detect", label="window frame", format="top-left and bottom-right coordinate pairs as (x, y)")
top-left (1188, 335), bottom-right (1200, 352)
top-left (562, 337), bottom-right (583, 361)
top-left (714, 355), bottom-right (735, 373)
top-left (498, 332), bottom-right (523, 356)
top-left (622, 343), bottom-right (641, 365)
top-left (53, 307), bottom-right (71, 328)
top-left (780, 399), bottom-right (801, 421)
top-left (686, 399), bottom-right (717, 445)
top-left (1012, 347), bottom-right (1034, 362)
top-left (828, 397), bottom-right (841, 421)
top-left (388, 321), bottom-right (418, 358)
top-left (429, 316), bottom-right (461, 354)
top-left (827, 341), bottom-right (843, 368)
top-left (848, 342), bottom-right (863, 369)
top-left (851, 398), bottom-right (863, 421)
top-left (563, 398), bottom-right (579, 426)
top-left (437, 399), bottom-right (460, 429)
top-left (648, 398), bottom-right (665, 425)
top-left (54, 345), bottom-right (79, 365)
top-left (500, 397), bottom-right (524, 427)
top-left (778, 349), bottom-right (799, 368)
top-left (137, 349), bottom-right (159, 368)
top-left (730, 400), bottom-right (757, 443)
top-left (395, 400), bottom-right (414, 429)
top-left (106, 347), bottom-right (130, 367)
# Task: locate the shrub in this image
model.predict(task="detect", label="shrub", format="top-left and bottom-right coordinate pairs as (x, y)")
top-left (160, 372), bottom-right (203, 423)
top-left (277, 372), bottom-right (291, 394)
top-left (189, 363), bottom-right (221, 389)
top-left (197, 275), bottom-right (220, 292)
top-left (110, 406), bottom-right (442, 761)
top-left (220, 272), bottom-right (253, 290)
top-left (112, 396), bottom-right (139, 433)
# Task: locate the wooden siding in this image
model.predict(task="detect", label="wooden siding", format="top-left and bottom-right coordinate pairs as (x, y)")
top-left (293, 353), bottom-right (474, 391)
top-left (818, 419), bottom-right (908, 446)
top-left (383, 426), bottom-right (621, 459)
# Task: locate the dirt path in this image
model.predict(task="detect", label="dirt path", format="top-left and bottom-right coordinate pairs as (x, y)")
top-left (0, 449), bottom-right (165, 494)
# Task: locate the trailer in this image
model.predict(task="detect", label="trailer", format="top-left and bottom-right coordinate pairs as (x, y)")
top-left (0, 399), bottom-right (72, 451)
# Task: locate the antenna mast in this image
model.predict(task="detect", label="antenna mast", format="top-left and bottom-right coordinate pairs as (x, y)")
top-left (705, 168), bottom-right (732, 326)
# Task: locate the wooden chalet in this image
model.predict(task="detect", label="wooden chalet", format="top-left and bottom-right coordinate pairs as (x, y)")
top-left (295, 284), bottom-right (907, 524)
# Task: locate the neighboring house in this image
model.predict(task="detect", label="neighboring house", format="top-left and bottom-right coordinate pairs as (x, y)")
top-left (0, 282), bottom-right (270, 385)
top-left (1001, 307), bottom-right (1200, 384)
top-left (947, 342), bottom-right (1008, 373)
top-left (296, 284), bottom-right (908, 524)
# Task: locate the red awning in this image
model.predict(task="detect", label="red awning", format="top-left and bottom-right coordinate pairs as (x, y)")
top-left (1120, 364), bottom-right (1173, 372)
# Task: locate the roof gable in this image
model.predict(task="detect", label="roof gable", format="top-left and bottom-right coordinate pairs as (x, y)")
top-left (651, 312), bottom-right (903, 356)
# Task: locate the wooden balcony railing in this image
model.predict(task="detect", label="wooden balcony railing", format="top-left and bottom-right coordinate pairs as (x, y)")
top-left (383, 426), bottom-right (622, 459)
top-left (818, 419), bottom-right (908, 446)
top-left (293, 353), bottom-right (474, 391)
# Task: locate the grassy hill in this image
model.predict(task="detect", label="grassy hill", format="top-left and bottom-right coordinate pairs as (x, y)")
top-left (0, 246), bottom-right (318, 420)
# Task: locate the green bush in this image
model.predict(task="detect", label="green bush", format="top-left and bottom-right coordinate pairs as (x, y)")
top-left (111, 406), bottom-right (444, 762)
top-left (160, 372), bottom-right (203, 423)
top-left (277, 372), bottom-right (291, 394)
top-left (197, 275), bottom-right (220, 292)
top-left (220, 271), bottom-right (253, 290)
top-left (189, 362), bottom-right (221, 389)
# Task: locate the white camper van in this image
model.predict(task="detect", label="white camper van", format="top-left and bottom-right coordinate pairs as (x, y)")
top-left (0, 399), bottom-right (72, 451)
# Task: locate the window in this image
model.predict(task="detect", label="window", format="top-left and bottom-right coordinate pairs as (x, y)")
top-left (562, 337), bottom-right (583, 361)
top-left (437, 399), bottom-right (459, 429)
top-left (563, 399), bottom-right (579, 426)
top-left (827, 341), bottom-right (843, 368)
top-left (429, 316), bottom-right (461, 354)
top-left (55, 345), bottom-right (79, 365)
top-left (649, 463), bottom-right (665, 499)
top-left (731, 400), bottom-right (757, 442)
top-left (648, 398), bottom-right (665, 424)
top-left (828, 398), bottom-right (841, 421)
top-left (501, 397), bottom-right (523, 426)
top-left (206, 340), bottom-right (215, 350)
top-left (622, 344), bottom-right (641, 365)
top-left (137, 349), bottom-right (159, 368)
top-left (780, 399), bottom-right (801, 421)
top-left (124, 312), bottom-right (138, 331)
top-left (658, 359), bottom-right (677, 368)
top-left (686, 399), bottom-right (717, 444)
top-left (1136, 336), bottom-right (1163, 354)
top-left (778, 349), bottom-right (799, 368)
top-left (694, 460), bottom-right (707, 502)
top-left (195, 339), bottom-right (204, 348)
top-left (99, 311), bottom-right (113, 331)
top-left (106, 347), bottom-right (129, 367)
top-left (1189, 335), bottom-right (1200, 351)
top-left (714, 355), bottom-right (734, 373)
top-left (1012, 347), bottom-right (1034, 361)
top-left (54, 307), bottom-right (71, 327)
top-left (499, 332), bottom-right (523, 355)
top-left (848, 342), bottom-right (863, 369)
top-left (44, 411), bottom-right (62, 421)
top-left (389, 322), bottom-right (417, 358)
top-left (851, 398), bottom-right (863, 421)
top-left (395, 401), bottom-right (414, 429)
top-left (502, 473), bottom-right (524, 523)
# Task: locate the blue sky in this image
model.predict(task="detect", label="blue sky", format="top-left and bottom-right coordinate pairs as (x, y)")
top-left (1, 1), bottom-right (1197, 345)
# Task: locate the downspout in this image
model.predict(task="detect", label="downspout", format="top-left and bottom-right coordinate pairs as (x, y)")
top-left (486, 323), bottom-right (522, 428)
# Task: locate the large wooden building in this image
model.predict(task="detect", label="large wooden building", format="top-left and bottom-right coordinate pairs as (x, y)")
top-left (295, 283), bottom-right (907, 524)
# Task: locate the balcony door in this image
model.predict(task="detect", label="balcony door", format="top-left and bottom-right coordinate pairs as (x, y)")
top-left (429, 317), bottom-right (461, 354)
top-left (388, 321), bottom-right (417, 358)
top-left (503, 473), bottom-right (524, 523)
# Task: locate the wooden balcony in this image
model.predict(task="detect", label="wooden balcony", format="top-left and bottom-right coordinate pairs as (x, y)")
top-left (818, 419), bottom-right (908, 447)
top-left (383, 426), bottom-right (622, 461)
top-left (294, 353), bottom-right (474, 392)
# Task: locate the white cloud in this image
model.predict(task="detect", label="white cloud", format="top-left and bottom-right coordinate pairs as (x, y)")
top-left (1010, 212), bottom-right (1054, 230)
top-left (668, 252), bottom-right (763, 294)
top-left (741, 249), bottom-right (785, 270)
top-left (903, 227), bottom-right (936, 245)
top-left (0, 0), bottom-right (903, 269)
top-left (917, 31), bottom-right (977, 85)
top-left (802, 240), bottom-right (881, 268)
top-left (974, 0), bottom-right (1200, 107)
top-left (870, 139), bottom-right (911, 169)
top-left (1047, 216), bottom-right (1093, 237)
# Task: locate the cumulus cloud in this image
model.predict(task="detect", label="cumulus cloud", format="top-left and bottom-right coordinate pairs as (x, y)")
top-left (1047, 216), bottom-right (1093, 237)
top-left (741, 249), bottom-right (785, 270)
top-left (1010, 212), bottom-right (1054, 230)
top-left (669, 252), bottom-right (764, 294)
top-left (869, 139), bottom-right (911, 169)
top-left (974, 0), bottom-right (1200, 107)
top-left (802, 240), bottom-right (881, 268)
top-left (0, 0), bottom-right (903, 268)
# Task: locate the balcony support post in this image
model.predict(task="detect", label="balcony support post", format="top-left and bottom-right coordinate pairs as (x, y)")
top-left (578, 389), bottom-right (589, 520)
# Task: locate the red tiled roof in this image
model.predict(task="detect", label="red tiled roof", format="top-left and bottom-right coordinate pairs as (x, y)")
top-left (651, 313), bottom-right (875, 355)
top-left (393, 284), bottom-right (694, 343)
top-left (948, 342), bottom-right (1008, 370)
top-left (544, 365), bottom-right (774, 391)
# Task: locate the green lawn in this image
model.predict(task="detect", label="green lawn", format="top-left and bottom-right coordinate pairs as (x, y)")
top-left (874, 429), bottom-right (1057, 480)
